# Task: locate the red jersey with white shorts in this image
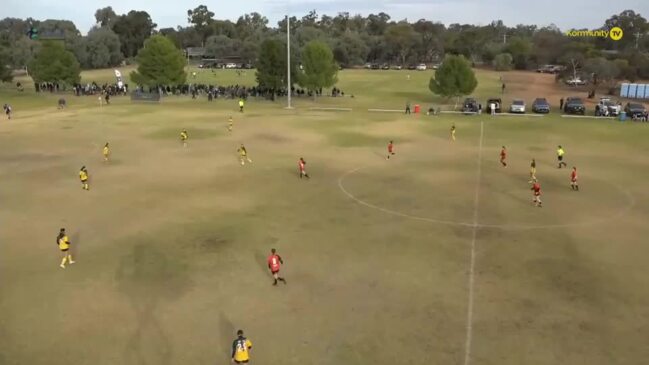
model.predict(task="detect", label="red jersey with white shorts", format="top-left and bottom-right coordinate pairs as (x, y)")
top-left (268, 254), bottom-right (282, 273)
top-left (299, 160), bottom-right (305, 171)
top-left (571, 170), bottom-right (577, 182)
top-left (388, 143), bottom-right (393, 153)
top-left (532, 183), bottom-right (541, 196)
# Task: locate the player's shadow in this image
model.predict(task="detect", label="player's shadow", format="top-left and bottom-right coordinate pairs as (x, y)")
top-left (218, 312), bottom-right (236, 362)
top-left (116, 243), bottom-right (193, 365)
top-left (254, 251), bottom-right (268, 275)
top-left (69, 231), bottom-right (80, 259)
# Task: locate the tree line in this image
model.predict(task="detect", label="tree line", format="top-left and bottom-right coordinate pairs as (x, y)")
top-left (1, 7), bottom-right (648, 86)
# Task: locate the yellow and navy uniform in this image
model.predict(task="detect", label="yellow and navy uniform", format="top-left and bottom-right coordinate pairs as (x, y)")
top-left (238, 147), bottom-right (247, 156)
top-left (58, 234), bottom-right (70, 251)
top-left (232, 336), bottom-right (252, 363)
top-left (180, 131), bottom-right (188, 141)
top-left (79, 170), bottom-right (88, 182)
top-left (557, 148), bottom-right (565, 159)
top-left (103, 146), bottom-right (110, 157)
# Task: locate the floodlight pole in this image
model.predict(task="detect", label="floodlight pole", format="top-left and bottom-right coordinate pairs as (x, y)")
top-left (286, 15), bottom-right (293, 109)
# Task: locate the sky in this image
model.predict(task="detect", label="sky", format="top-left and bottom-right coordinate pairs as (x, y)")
top-left (4, 0), bottom-right (649, 34)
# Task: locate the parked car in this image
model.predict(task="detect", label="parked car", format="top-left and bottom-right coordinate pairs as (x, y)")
top-left (624, 102), bottom-right (647, 119)
top-left (532, 98), bottom-right (550, 113)
top-left (536, 64), bottom-right (564, 74)
top-left (485, 98), bottom-right (502, 113)
top-left (381, 64), bottom-right (390, 70)
top-left (225, 63), bottom-right (237, 69)
top-left (510, 99), bottom-right (526, 113)
top-left (392, 65), bottom-right (403, 70)
top-left (563, 97), bottom-right (585, 115)
top-left (431, 64), bottom-right (440, 70)
top-left (364, 63), bottom-right (372, 69)
top-left (242, 63), bottom-right (254, 69)
top-left (407, 64), bottom-right (417, 70)
top-left (416, 63), bottom-right (427, 71)
top-left (565, 77), bottom-right (587, 86)
top-left (462, 98), bottom-right (479, 114)
top-left (595, 98), bottom-right (621, 116)
top-left (371, 63), bottom-right (380, 70)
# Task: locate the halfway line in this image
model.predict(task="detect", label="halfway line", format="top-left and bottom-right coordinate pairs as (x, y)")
top-left (464, 120), bottom-right (484, 365)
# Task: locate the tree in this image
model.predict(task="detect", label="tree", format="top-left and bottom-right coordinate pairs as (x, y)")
top-left (584, 57), bottom-right (620, 90)
top-left (187, 5), bottom-right (215, 44)
top-left (604, 10), bottom-right (649, 50)
top-left (0, 47), bottom-right (13, 82)
top-left (29, 41), bottom-right (80, 85)
top-left (85, 27), bottom-right (123, 68)
top-left (505, 37), bottom-right (532, 69)
top-left (95, 7), bottom-right (117, 27)
top-left (256, 38), bottom-right (291, 96)
top-left (130, 35), bottom-right (186, 86)
top-left (112, 11), bottom-right (157, 58)
top-left (298, 41), bottom-right (338, 99)
top-left (429, 55), bottom-right (477, 108)
top-left (493, 53), bottom-right (513, 71)
top-left (205, 35), bottom-right (237, 59)
top-left (559, 52), bottom-right (586, 80)
top-left (613, 58), bottom-right (637, 81)
top-left (385, 23), bottom-right (419, 65)
top-left (10, 36), bottom-right (40, 69)
top-left (333, 32), bottom-right (369, 66)
top-left (235, 12), bottom-right (268, 41)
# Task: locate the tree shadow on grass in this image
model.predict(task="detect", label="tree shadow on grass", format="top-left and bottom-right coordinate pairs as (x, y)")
top-left (116, 243), bottom-right (193, 365)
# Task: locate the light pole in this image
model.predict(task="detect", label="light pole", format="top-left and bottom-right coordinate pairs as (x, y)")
top-left (286, 15), bottom-right (293, 109)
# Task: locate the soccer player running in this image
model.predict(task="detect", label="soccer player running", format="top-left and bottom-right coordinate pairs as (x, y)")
top-left (570, 166), bottom-right (579, 191)
top-left (450, 124), bottom-right (456, 141)
top-left (57, 228), bottom-right (75, 269)
top-left (529, 158), bottom-right (537, 183)
top-left (531, 179), bottom-right (542, 207)
top-left (298, 158), bottom-right (310, 179)
top-left (267, 248), bottom-right (286, 285)
top-left (386, 140), bottom-right (395, 159)
top-left (500, 146), bottom-right (507, 167)
top-left (231, 330), bottom-right (253, 364)
top-left (3, 104), bottom-right (12, 119)
top-left (557, 145), bottom-right (567, 168)
top-left (103, 142), bottom-right (110, 162)
top-left (238, 144), bottom-right (252, 165)
top-left (180, 130), bottom-right (188, 148)
top-left (238, 99), bottom-right (245, 113)
top-left (79, 166), bottom-right (89, 190)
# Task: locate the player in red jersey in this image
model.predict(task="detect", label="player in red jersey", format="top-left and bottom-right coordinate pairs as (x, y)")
top-left (500, 146), bottom-right (507, 167)
top-left (298, 157), bottom-right (310, 179)
top-left (386, 140), bottom-right (395, 159)
top-left (570, 166), bottom-right (579, 191)
top-left (531, 180), bottom-right (542, 207)
top-left (267, 248), bottom-right (286, 286)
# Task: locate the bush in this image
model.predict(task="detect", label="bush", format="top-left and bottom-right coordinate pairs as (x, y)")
top-left (493, 53), bottom-right (513, 71)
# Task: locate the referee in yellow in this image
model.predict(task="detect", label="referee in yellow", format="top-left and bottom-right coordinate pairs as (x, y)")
top-left (557, 145), bottom-right (567, 168)
top-left (57, 228), bottom-right (75, 269)
top-left (231, 329), bottom-right (252, 364)
top-left (103, 142), bottom-right (110, 162)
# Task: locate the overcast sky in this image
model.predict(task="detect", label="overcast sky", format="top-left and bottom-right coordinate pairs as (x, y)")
top-left (4, 0), bottom-right (649, 34)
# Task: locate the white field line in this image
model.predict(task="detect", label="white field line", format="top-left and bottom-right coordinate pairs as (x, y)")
top-left (463, 120), bottom-right (484, 365)
top-left (367, 108), bottom-right (404, 113)
top-left (440, 111), bottom-right (477, 115)
top-left (308, 107), bottom-right (353, 112)
top-left (494, 113), bottom-right (545, 117)
top-left (561, 115), bottom-right (615, 119)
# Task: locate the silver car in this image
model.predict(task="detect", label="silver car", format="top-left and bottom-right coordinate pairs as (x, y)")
top-left (510, 99), bottom-right (526, 113)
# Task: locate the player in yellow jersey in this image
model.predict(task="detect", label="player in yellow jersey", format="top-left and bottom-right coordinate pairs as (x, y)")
top-left (231, 330), bottom-right (252, 364)
top-left (238, 144), bottom-right (252, 165)
top-left (103, 142), bottom-right (110, 162)
top-left (557, 145), bottom-right (567, 168)
top-left (528, 158), bottom-right (537, 183)
top-left (451, 124), bottom-right (456, 141)
top-left (228, 116), bottom-right (234, 132)
top-left (79, 166), bottom-right (89, 190)
top-left (57, 228), bottom-right (75, 268)
top-left (180, 129), bottom-right (188, 148)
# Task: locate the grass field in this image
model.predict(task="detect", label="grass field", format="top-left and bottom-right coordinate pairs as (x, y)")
top-left (1, 68), bottom-right (649, 365)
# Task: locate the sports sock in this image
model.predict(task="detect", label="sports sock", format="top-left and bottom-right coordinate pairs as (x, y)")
top-left (61, 257), bottom-right (67, 266)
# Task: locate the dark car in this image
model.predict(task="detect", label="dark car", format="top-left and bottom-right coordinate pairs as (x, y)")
top-left (407, 64), bottom-right (417, 70)
top-left (532, 98), bottom-right (550, 113)
top-left (370, 63), bottom-right (380, 70)
top-left (462, 98), bottom-right (479, 114)
top-left (564, 97), bottom-right (585, 115)
top-left (624, 103), bottom-right (647, 118)
top-left (381, 64), bottom-right (390, 70)
top-left (485, 98), bottom-right (502, 113)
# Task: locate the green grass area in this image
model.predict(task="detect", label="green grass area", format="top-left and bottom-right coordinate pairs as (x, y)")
top-left (1, 69), bottom-right (648, 365)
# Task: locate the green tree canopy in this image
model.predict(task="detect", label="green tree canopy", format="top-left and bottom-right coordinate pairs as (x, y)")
top-left (298, 41), bottom-right (338, 97)
top-left (256, 38), bottom-right (289, 93)
top-left (84, 27), bottom-right (123, 68)
top-left (28, 41), bottom-right (80, 85)
top-left (130, 35), bottom-right (186, 86)
top-left (112, 11), bottom-right (157, 58)
top-left (493, 53), bottom-right (513, 71)
top-left (0, 47), bottom-right (13, 82)
top-left (429, 54), bottom-right (477, 106)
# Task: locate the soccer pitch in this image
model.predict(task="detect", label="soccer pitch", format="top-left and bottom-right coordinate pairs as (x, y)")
top-left (1, 69), bottom-right (649, 365)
